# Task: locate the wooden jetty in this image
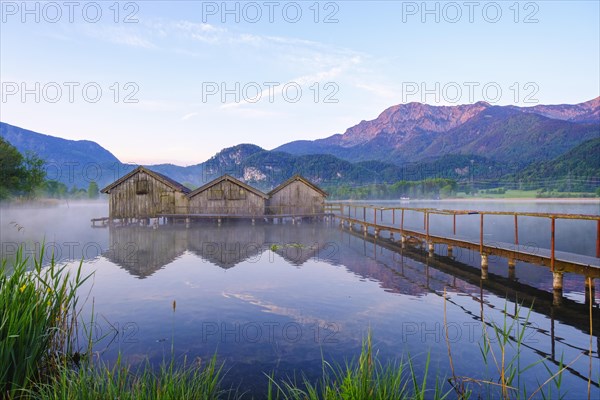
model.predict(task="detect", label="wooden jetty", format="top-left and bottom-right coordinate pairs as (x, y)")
top-left (155, 212), bottom-right (333, 227)
top-left (341, 228), bottom-right (599, 381)
top-left (326, 203), bottom-right (600, 306)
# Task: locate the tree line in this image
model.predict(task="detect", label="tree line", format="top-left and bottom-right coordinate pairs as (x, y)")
top-left (324, 179), bottom-right (458, 200)
top-left (0, 137), bottom-right (99, 200)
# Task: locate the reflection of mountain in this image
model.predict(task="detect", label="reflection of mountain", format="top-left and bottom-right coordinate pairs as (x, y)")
top-left (105, 223), bottom-right (339, 277)
top-left (104, 226), bottom-right (187, 278)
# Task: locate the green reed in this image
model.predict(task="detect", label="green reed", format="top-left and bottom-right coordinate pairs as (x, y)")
top-left (0, 246), bottom-right (90, 398)
top-left (266, 332), bottom-right (450, 400)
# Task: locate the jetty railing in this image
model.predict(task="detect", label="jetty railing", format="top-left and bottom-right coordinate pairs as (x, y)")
top-left (326, 202), bottom-right (600, 306)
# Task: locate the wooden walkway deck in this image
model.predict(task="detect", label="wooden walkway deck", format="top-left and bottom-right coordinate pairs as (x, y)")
top-left (158, 212), bottom-right (333, 219)
top-left (326, 203), bottom-right (600, 305)
top-left (337, 215), bottom-right (600, 277)
top-left (91, 213), bottom-right (334, 227)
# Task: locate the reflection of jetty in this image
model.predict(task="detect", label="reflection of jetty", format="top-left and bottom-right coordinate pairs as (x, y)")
top-left (339, 228), bottom-right (599, 387)
top-left (328, 203), bottom-right (600, 306)
top-left (95, 167), bottom-right (330, 225)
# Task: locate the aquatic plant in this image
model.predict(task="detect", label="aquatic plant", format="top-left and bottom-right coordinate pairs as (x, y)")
top-left (0, 246), bottom-right (90, 398)
top-left (266, 332), bottom-right (450, 400)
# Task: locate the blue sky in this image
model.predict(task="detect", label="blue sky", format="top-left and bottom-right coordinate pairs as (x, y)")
top-left (1, 0), bottom-right (599, 165)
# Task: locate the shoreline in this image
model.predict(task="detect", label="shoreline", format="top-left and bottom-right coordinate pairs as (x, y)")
top-left (337, 198), bottom-right (600, 203)
top-left (441, 197), bottom-right (600, 203)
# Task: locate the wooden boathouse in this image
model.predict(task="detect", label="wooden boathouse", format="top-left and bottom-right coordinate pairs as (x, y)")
top-left (267, 174), bottom-right (328, 215)
top-left (100, 166), bottom-right (190, 221)
top-left (94, 168), bottom-right (330, 225)
top-left (187, 174), bottom-right (268, 216)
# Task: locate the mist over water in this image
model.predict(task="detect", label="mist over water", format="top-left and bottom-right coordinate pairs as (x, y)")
top-left (0, 200), bottom-right (109, 264)
top-left (1, 199), bottom-right (598, 398)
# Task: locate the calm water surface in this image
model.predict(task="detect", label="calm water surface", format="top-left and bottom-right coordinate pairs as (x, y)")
top-left (1, 200), bottom-right (599, 398)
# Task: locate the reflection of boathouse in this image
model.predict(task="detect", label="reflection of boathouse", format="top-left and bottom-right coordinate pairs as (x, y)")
top-left (104, 224), bottom-right (335, 277)
top-left (187, 224), bottom-right (266, 268)
top-left (105, 225), bottom-right (188, 278)
top-left (99, 168), bottom-right (328, 222)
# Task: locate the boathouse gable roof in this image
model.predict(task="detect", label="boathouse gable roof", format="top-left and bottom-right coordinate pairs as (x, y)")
top-left (100, 166), bottom-right (191, 194)
top-left (268, 174), bottom-right (328, 198)
top-left (187, 174), bottom-right (268, 199)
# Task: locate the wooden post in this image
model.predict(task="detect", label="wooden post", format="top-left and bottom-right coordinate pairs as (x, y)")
top-left (514, 214), bottom-right (519, 246)
top-left (508, 259), bottom-right (516, 280)
top-left (596, 219), bottom-right (600, 258)
top-left (480, 213), bottom-right (484, 254)
top-left (551, 217), bottom-right (555, 272)
top-left (363, 207), bottom-right (366, 222)
top-left (552, 272), bottom-right (563, 290)
top-left (426, 211), bottom-right (430, 242)
top-left (392, 209), bottom-right (395, 225)
top-left (585, 277), bottom-right (595, 305)
top-left (380, 208), bottom-right (383, 222)
top-left (453, 213), bottom-right (456, 235)
top-left (423, 211), bottom-right (426, 229)
top-left (552, 271), bottom-right (563, 306)
top-left (550, 309), bottom-right (556, 359)
top-left (374, 208), bottom-right (377, 225)
top-left (481, 254), bottom-right (488, 280)
top-left (401, 209), bottom-right (404, 232)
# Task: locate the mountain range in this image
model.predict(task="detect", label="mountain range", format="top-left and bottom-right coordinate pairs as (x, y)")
top-left (275, 97), bottom-right (600, 165)
top-left (1, 97), bottom-right (598, 191)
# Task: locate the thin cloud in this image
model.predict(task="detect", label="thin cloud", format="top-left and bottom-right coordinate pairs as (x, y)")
top-left (355, 82), bottom-right (397, 99)
top-left (181, 112), bottom-right (199, 121)
top-left (81, 25), bottom-right (156, 49)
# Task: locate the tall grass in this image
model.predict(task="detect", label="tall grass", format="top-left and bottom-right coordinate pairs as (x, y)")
top-left (0, 246), bottom-right (90, 398)
top-left (267, 332), bottom-right (450, 400)
top-left (443, 288), bottom-right (581, 400)
top-left (34, 355), bottom-right (227, 400)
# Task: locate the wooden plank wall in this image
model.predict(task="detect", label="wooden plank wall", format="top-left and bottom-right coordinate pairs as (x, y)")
top-left (268, 181), bottom-right (325, 215)
top-left (108, 171), bottom-right (189, 219)
top-left (188, 180), bottom-right (265, 215)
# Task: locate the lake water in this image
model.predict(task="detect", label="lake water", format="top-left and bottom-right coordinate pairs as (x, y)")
top-left (1, 200), bottom-right (599, 398)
